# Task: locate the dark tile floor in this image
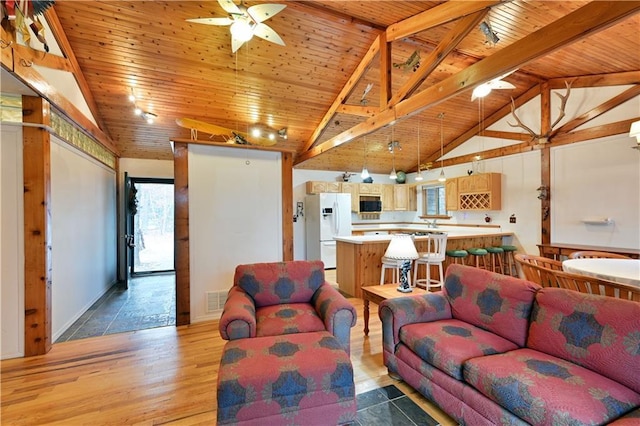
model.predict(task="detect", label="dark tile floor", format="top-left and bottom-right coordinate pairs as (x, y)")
top-left (356, 385), bottom-right (440, 426)
top-left (56, 274), bottom-right (176, 343)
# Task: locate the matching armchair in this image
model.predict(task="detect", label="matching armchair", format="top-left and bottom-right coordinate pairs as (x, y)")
top-left (218, 260), bottom-right (357, 354)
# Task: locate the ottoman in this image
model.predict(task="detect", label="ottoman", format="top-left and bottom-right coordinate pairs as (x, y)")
top-left (217, 331), bottom-right (356, 425)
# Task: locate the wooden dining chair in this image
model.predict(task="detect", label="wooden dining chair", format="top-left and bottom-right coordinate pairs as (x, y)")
top-left (552, 269), bottom-right (640, 302)
top-left (514, 254), bottom-right (563, 287)
top-left (568, 251), bottom-right (631, 259)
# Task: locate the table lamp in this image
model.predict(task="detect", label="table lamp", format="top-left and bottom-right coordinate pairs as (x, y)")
top-left (384, 234), bottom-right (419, 293)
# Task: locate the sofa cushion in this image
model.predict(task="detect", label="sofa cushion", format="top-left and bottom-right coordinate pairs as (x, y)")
top-left (256, 303), bottom-right (325, 337)
top-left (234, 260), bottom-right (325, 307)
top-left (528, 288), bottom-right (640, 393)
top-left (464, 348), bottom-right (640, 426)
top-left (443, 264), bottom-right (541, 347)
top-left (400, 319), bottom-right (520, 380)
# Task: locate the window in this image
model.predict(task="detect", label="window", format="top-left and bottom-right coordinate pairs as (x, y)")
top-left (422, 185), bottom-right (447, 217)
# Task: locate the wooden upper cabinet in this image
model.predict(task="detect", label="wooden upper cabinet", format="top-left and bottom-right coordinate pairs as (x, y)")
top-left (456, 173), bottom-right (502, 210)
top-left (445, 178), bottom-right (458, 211)
top-left (359, 183), bottom-right (382, 195)
top-left (393, 185), bottom-right (415, 211)
top-left (382, 185), bottom-right (394, 211)
top-left (306, 180), bottom-right (340, 194)
top-left (340, 182), bottom-right (360, 212)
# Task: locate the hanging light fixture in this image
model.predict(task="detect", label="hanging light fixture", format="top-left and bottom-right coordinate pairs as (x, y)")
top-left (389, 128), bottom-right (397, 179)
top-left (415, 123), bottom-right (423, 181)
top-left (361, 136), bottom-right (370, 179)
top-left (438, 112), bottom-right (446, 182)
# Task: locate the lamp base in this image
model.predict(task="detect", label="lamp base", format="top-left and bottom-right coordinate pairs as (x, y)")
top-left (396, 285), bottom-right (413, 293)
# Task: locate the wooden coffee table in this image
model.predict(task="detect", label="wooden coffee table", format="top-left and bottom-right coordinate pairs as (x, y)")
top-left (361, 284), bottom-right (428, 336)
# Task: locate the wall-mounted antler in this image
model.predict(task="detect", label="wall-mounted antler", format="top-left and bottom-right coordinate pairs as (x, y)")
top-left (508, 80), bottom-right (573, 145)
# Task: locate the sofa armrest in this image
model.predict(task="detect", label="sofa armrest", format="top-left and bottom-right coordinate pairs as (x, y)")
top-left (218, 286), bottom-right (257, 340)
top-left (379, 293), bottom-right (452, 354)
top-left (313, 283), bottom-right (357, 354)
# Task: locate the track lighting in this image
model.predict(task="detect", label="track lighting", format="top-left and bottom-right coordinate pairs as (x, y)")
top-left (128, 88), bottom-right (157, 125)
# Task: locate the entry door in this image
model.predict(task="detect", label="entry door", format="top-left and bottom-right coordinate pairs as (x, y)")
top-left (123, 172), bottom-right (136, 289)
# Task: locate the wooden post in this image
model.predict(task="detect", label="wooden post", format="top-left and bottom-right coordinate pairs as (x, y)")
top-left (22, 96), bottom-right (52, 356)
top-left (173, 142), bottom-right (190, 326)
top-left (540, 83), bottom-right (551, 245)
top-left (281, 152), bottom-right (294, 261)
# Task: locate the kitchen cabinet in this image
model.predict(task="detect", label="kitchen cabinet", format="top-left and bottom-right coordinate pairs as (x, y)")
top-left (456, 173), bottom-right (502, 210)
top-left (381, 185), bottom-right (394, 211)
top-left (359, 183), bottom-right (382, 195)
top-left (446, 179), bottom-right (459, 211)
top-left (306, 180), bottom-right (340, 194)
top-left (340, 182), bottom-right (360, 212)
top-left (393, 185), bottom-right (416, 211)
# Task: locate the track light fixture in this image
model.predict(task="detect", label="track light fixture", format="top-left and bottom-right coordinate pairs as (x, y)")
top-left (128, 88), bottom-right (157, 125)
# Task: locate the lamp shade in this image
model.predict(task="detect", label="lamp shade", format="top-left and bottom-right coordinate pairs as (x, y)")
top-left (384, 234), bottom-right (419, 260)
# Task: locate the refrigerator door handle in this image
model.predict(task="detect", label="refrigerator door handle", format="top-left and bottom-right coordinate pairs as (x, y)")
top-left (334, 201), bottom-right (340, 235)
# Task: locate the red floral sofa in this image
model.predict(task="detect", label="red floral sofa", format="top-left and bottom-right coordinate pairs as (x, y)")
top-left (217, 260), bottom-right (357, 425)
top-left (379, 264), bottom-right (640, 425)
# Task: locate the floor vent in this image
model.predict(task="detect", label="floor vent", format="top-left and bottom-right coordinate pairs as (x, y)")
top-left (206, 290), bottom-right (228, 313)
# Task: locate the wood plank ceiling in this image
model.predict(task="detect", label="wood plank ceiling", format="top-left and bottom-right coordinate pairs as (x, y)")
top-left (43, 1), bottom-right (640, 174)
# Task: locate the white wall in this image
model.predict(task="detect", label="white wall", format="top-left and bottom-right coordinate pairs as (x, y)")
top-left (1, 125), bottom-right (25, 359)
top-left (50, 139), bottom-right (118, 341)
top-left (189, 145), bottom-right (282, 322)
top-left (552, 135), bottom-right (640, 249)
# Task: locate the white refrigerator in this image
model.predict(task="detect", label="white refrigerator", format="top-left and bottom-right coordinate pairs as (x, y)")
top-left (305, 193), bottom-right (352, 269)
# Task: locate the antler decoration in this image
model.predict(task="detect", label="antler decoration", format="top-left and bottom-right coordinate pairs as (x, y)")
top-left (508, 80), bottom-right (573, 145)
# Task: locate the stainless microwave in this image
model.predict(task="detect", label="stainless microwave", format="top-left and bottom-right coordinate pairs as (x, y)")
top-left (359, 196), bottom-right (382, 212)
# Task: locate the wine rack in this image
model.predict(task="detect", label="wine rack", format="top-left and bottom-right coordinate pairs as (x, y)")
top-left (459, 193), bottom-right (492, 210)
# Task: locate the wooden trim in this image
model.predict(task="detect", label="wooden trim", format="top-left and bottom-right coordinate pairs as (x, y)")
top-left (1, 25), bottom-right (15, 69)
top-left (10, 43), bottom-right (72, 72)
top-left (22, 96), bottom-right (52, 356)
top-left (281, 152), bottom-right (294, 261)
top-left (379, 32), bottom-right (391, 109)
top-left (540, 83), bottom-right (551, 246)
top-left (173, 143), bottom-right (190, 326)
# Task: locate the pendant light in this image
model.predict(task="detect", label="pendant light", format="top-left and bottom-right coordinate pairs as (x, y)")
top-left (438, 112), bottom-right (446, 182)
top-left (361, 136), bottom-right (370, 179)
top-left (415, 123), bottom-right (423, 181)
top-left (389, 127), bottom-right (397, 179)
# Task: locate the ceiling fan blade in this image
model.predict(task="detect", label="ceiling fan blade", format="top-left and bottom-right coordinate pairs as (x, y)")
top-left (218, 0), bottom-right (241, 15)
top-left (247, 4), bottom-right (286, 23)
top-left (186, 17), bottom-right (233, 26)
top-left (253, 23), bottom-right (285, 46)
top-left (491, 81), bottom-right (516, 90)
top-left (231, 37), bottom-right (246, 53)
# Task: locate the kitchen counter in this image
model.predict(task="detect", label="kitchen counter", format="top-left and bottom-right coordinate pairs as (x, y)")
top-left (336, 229), bottom-right (514, 298)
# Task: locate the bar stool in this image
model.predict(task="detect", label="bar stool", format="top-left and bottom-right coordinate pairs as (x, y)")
top-left (467, 248), bottom-right (489, 270)
top-left (413, 233), bottom-right (448, 291)
top-left (500, 245), bottom-right (518, 276)
top-left (446, 249), bottom-right (468, 265)
top-left (486, 246), bottom-right (505, 274)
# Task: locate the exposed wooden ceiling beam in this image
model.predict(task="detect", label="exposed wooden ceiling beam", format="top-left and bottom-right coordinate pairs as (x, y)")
top-left (301, 34), bottom-right (381, 152)
top-left (10, 43), bottom-right (72, 72)
top-left (389, 10), bottom-right (488, 106)
top-left (553, 85), bottom-right (640, 136)
top-left (44, 8), bottom-right (110, 137)
top-left (337, 104), bottom-right (377, 117)
top-left (551, 118), bottom-right (637, 146)
top-left (295, 1), bottom-right (640, 166)
top-left (386, 0), bottom-right (503, 42)
top-left (548, 72), bottom-right (640, 89)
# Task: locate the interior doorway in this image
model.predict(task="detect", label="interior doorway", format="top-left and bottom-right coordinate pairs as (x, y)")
top-left (129, 178), bottom-right (175, 275)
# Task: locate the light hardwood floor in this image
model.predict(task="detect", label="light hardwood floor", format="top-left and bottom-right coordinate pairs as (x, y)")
top-left (1, 295), bottom-right (456, 425)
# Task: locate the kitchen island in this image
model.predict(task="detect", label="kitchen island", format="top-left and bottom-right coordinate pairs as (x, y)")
top-left (335, 229), bottom-right (514, 298)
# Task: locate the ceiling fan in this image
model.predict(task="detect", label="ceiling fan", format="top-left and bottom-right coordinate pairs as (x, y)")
top-left (187, 0), bottom-right (286, 53)
top-left (471, 71), bottom-right (516, 101)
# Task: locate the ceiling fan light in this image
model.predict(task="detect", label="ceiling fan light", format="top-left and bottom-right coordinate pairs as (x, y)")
top-left (473, 84), bottom-right (492, 99)
top-left (230, 19), bottom-right (254, 42)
